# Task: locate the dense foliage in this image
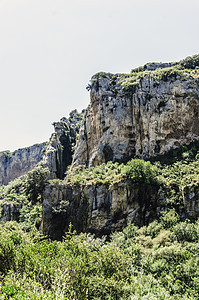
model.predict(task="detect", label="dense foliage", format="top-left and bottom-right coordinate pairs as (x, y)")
top-left (0, 216), bottom-right (198, 299)
top-left (64, 159), bottom-right (159, 186)
top-left (122, 54), bottom-right (199, 93)
top-left (0, 166), bottom-right (49, 231)
top-left (64, 149), bottom-right (199, 203)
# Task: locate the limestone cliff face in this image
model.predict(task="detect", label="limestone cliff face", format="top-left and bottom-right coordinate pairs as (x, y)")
top-left (0, 143), bottom-right (46, 186)
top-left (42, 181), bottom-right (199, 240)
top-left (42, 58), bottom-right (199, 239)
top-left (73, 70), bottom-right (199, 167)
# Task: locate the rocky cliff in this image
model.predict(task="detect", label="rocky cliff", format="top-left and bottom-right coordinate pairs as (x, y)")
top-left (0, 143), bottom-right (47, 186)
top-left (73, 61), bottom-right (199, 167)
top-left (41, 181), bottom-right (160, 239)
top-left (1, 55), bottom-right (199, 239)
top-left (0, 110), bottom-right (84, 186)
top-left (41, 55), bottom-right (199, 239)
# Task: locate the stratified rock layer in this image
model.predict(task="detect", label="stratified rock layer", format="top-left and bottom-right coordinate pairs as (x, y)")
top-left (42, 181), bottom-right (159, 239)
top-left (73, 72), bottom-right (199, 167)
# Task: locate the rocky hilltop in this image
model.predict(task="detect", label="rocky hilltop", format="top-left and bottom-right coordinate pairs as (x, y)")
top-left (73, 60), bottom-right (199, 167)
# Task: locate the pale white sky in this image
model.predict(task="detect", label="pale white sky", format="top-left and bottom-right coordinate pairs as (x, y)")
top-left (0, 0), bottom-right (199, 151)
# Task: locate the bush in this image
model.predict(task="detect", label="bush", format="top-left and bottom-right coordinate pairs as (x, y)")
top-left (24, 166), bottom-right (49, 204)
top-left (160, 209), bottom-right (180, 229)
top-left (179, 54), bottom-right (199, 69)
top-left (146, 220), bottom-right (163, 238)
top-left (125, 159), bottom-right (158, 184)
top-left (0, 217), bottom-right (198, 299)
top-left (171, 221), bottom-right (198, 242)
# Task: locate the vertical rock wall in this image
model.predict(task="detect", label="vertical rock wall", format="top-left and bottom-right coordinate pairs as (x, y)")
top-left (42, 181), bottom-right (160, 239)
top-left (73, 73), bottom-right (199, 167)
top-left (42, 181), bottom-right (199, 240)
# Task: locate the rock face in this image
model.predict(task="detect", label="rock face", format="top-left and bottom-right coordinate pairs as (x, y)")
top-left (2, 57), bottom-right (199, 239)
top-left (0, 143), bottom-right (47, 186)
top-left (73, 70), bottom-right (199, 167)
top-left (42, 111), bottom-right (84, 179)
top-left (42, 181), bottom-right (199, 240)
top-left (0, 110), bottom-right (84, 186)
top-left (42, 181), bottom-right (159, 239)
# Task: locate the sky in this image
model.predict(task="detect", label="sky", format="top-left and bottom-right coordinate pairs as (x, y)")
top-left (0, 0), bottom-right (199, 152)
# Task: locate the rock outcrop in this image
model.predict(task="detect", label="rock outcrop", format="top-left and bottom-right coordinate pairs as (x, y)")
top-left (73, 68), bottom-right (199, 167)
top-left (0, 143), bottom-right (47, 186)
top-left (0, 110), bottom-right (84, 186)
top-left (42, 181), bottom-right (160, 239)
top-left (42, 180), bottom-right (199, 240)
top-left (0, 202), bottom-right (22, 224)
top-left (41, 56), bottom-right (199, 239)
top-left (41, 110), bottom-right (84, 179)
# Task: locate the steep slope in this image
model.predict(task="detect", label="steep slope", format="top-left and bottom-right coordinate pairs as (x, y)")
top-left (42, 55), bottom-right (199, 239)
top-left (42, 152), bottom-right (199, 239)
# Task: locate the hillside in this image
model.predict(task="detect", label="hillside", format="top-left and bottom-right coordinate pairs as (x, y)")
top-left (0, 55), bottom-right (199, 299)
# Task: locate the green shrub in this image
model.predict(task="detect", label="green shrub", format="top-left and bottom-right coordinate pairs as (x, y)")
top-left (179, 54), bottom-right (199, 69)
top-left (146, 220), bottom-right (163, 238)
top-left (160, 209), bottom-right (180, 229)
top-left (0, 217), bottom-right (198, 299)
top-left (153, 230), bottom-right (171, 247)
top-left (125, 159), bottom-right (158, 184)
top-left (24, 166), bottom-right (49, 204)
top-left (171, 221), bottom-right (198, 242)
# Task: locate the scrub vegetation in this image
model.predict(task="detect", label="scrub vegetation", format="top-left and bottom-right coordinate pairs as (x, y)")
top-left (87, 54), bottom-right (199, 97)
top-left (122, 54), bottom-right (199, 93)
top-left (0, 216), bottom-right (198, 299)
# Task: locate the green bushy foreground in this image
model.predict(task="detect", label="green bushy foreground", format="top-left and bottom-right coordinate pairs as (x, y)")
top-left (0, 216), bottom-right (198, 299)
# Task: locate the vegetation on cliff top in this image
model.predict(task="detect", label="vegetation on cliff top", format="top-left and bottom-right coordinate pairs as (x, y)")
top-left (122, 54), bottom-right (199, 94)
top-left (64, 159), bottom-right (159, 187)
top-left (64, 141), bottom-right (199, 189)
top-left (87, 54), bottom-right (199, 95)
